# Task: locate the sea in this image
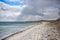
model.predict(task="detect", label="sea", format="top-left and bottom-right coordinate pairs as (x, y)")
top-left (0, 22), bottom-right (40, 39)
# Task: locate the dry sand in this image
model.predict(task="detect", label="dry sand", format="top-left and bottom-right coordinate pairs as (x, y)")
top-left (2, 18), bottom-right (60, 40)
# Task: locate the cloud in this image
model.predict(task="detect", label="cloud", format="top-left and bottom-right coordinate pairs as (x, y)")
top-left (0, 0), bottom-right (25, 6)
top-left (0, 0), bottom-right (60, 21)
top-left (21, 6), bottom-right (44, 16)
top-left (0, 2), bottom-right (26, 21)
top-left (17, 0), bottom-right (60, 21)
top-left (42, 7), bottom-right (60, 20)
top-left (17, 7), bottom-right (60, 21)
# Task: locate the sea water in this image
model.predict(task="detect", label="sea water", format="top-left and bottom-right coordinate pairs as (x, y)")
top-left (0, 22), bottom-right (40, 39)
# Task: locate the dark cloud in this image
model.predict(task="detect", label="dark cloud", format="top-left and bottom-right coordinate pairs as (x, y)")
top-left (0, 0), bottom-right (60, 21)
top-left (21, 7), bottom-right (44, 16)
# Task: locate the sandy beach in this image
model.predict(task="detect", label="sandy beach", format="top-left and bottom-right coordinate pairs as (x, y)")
top-left (2, 19), bottom-right (60, 40)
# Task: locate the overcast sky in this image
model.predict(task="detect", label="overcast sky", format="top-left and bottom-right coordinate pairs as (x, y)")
top-left (0, 0), bottom-right (60, 21)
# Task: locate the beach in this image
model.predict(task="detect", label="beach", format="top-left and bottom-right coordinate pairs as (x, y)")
top-left (0, 22), bottom-right (40, 39)
top-left (2, 19), bottom-right (60, 40)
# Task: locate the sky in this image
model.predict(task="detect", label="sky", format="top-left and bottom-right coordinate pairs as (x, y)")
top-left (0, 0), bottom-right (60, 21)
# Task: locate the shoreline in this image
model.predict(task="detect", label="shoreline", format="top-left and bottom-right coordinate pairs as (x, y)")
top-left (1, 24), bottom-right (40, 40)
top-left (1, 18), bottom-right (60, 40)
